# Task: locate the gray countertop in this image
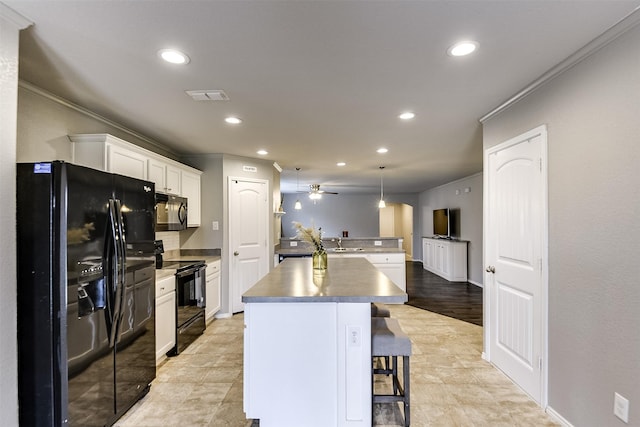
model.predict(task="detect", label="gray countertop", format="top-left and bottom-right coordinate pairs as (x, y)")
top-left (242, 257), bottom-right (407, 304)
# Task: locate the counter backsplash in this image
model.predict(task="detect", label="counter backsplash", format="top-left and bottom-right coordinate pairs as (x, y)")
top-left (280, 236), bottom-right (403, 250)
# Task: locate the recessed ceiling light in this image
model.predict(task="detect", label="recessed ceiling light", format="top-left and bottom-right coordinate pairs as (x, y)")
top-left (377, 148), bottom-right (388, 154)
top-left (257, 149), bottom-right (268, 156)
top-left (336, 162), bottom-right (346, 167)
top-left (225, 116), bottom-right (242, 124)
top-left (158, 49), bottom-right (190, 64)
top-left (398, 112), bottom-right (415, 120)
top-left (447, 41), bottom-right (478, 57)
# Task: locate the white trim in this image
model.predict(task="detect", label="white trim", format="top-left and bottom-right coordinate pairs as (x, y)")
top-left (480, 6), bottom-right (640, 123)
top-left (18, 80), bottom-right (176, 155)
top-left (468, 279), bottom-right (483, 288)
top-left (0, 3), bottom-right (33, 29)
top-left (546, 406), bottom-right (575, 427)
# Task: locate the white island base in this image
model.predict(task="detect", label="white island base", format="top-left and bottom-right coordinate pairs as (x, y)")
top-left (244, 302), bottom-right (371, 426)
top-left (242, 258), bottom-right (407, 427)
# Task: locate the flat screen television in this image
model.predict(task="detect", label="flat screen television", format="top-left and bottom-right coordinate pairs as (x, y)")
top-left (433, 208), bottom-right (450, 238)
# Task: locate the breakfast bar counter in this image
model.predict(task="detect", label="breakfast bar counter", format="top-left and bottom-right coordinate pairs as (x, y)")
top-left (242, 257), bottom-right (407, 427)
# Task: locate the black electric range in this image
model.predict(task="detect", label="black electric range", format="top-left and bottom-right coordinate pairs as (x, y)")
top-left (162, 260), bottom-right (206, 273)
top-left (161, 259), bottom-right (207, 355)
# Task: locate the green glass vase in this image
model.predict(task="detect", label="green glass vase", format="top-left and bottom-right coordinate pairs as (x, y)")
top-left (312, 249), bottom-right (328, 270)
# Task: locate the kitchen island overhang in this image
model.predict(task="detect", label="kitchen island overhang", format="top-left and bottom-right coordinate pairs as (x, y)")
top-left (242, 257), bottom-right (407, 427)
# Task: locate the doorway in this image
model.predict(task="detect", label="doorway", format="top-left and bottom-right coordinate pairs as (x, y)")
top-left (228, 177), bottom-right (269, 313)
top-left (484, 125), bottom-right (548, 405)
top-left (379, 203), bottom-right (413, 259)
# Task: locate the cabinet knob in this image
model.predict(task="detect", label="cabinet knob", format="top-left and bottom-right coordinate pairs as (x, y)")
top-left (234, 251), bottom-right (239, 256)
top-left (485, 265), bottom-right (496, 274)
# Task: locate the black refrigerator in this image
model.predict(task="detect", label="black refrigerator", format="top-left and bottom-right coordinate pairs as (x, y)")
top-left (17, 161), bottom-right (157, 426)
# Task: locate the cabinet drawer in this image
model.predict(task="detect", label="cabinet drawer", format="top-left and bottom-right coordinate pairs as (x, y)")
top-left (366, 253), bottom-right (404, 264)
top-left (155, 275), bottom-right (175, 298)
top-left (206, 260), bottom-right (220, 277)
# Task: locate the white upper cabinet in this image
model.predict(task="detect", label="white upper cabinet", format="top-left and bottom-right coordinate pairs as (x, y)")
top-left (70, 133), bottom-right (202, 227)
top-left (148, 158), bottom-right (181, 195)
top-left (181, 169), bottom-right (201, 227)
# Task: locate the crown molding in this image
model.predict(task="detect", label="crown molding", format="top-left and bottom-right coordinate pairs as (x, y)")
top-left (18, 79), bottom-right (176, 156)
top-left (0, 3), bottom-right (33, 29)
top-left (480, 6), bottom-right (640, 123)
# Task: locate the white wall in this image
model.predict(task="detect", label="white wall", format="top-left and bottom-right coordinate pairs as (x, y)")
top-left (418, 173), bottom-right (483, 285)
top-left (0, 4), bottom-right (31, 424)
top-left (483, 22), bottom-right (640, 427)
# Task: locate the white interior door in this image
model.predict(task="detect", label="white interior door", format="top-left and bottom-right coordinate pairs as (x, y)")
top-left (485, 125), bottom-right (547, 404)
top-left (229, 178), bottom-right (269, 313)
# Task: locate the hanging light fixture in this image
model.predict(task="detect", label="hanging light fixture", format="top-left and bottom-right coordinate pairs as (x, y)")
top-left (294, 168), bottom-right (302, 210)
top-left (378, 166), bottom-right (386, 208)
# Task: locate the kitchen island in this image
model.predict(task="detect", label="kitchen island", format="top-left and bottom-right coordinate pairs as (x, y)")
top-left (242, 257), bottom-right (407, 427)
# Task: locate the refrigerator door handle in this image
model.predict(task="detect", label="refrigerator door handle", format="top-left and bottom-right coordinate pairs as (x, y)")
top-left (113, 199), bottom-right (128, 345)
top-left (107, 199), bottom-right (125, 348)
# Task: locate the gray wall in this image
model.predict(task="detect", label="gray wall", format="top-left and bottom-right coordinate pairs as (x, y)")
top-left (483, 24), bottom-right (640, 427)
top-left (16, 84), bottom-right (177, 163)
top-left (418, 173), bottom-right (483, 285)
top-left (182, 153), bottom-right (279, 316)
top-left (1, 9), bottom-right (23, 425)
top-left (281, 192), bottom-right (421, 256)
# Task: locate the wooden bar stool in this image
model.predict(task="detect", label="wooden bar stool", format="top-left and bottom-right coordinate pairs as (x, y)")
top-left (371, 317), bottom-right (411, 426)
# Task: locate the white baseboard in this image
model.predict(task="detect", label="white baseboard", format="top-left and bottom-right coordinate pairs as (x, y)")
top-left (468, 279), bottom-right (483, 288)
top-left (546, 406), bottom-right (574, 427)
top-left (214, 311), bottom-right (233, 319)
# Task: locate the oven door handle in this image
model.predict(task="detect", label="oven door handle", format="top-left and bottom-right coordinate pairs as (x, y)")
top-left (176, 266), bottom-right (204, 278)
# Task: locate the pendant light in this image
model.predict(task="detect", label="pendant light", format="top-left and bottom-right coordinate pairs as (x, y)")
top-left (294, 168), bottom-right (302, 210)
top-left (378, 166), bottom-right (386, 208)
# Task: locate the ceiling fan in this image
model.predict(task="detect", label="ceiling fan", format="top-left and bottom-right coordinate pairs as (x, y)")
top-left (300, 184), bottom-right (339, 200)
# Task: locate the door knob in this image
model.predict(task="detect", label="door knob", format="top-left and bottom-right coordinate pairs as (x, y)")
top-left (485, 266), bottom-right (496, 274)
top-left (234, 251), bottom-right (239, 256)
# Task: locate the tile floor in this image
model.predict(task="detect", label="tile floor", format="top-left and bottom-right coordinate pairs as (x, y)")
top-left (115, 304), bottom-right (559, 426)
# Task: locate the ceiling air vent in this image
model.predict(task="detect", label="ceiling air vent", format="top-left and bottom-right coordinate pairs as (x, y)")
top-left (185, 90), bottom-right (229, 101)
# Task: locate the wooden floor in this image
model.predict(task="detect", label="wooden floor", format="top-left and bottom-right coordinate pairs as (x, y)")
top-left (405, 261), bottom-right (484, 326)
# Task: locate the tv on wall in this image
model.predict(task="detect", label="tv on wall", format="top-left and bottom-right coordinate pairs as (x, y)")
top-left (433, 208), bottom-right (450, 238)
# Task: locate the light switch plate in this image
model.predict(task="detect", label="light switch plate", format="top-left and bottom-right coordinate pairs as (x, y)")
top-left (614, 392), bottom-right (630, 423)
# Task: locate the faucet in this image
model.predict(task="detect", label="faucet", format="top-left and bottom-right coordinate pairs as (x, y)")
top-left (337, 237), bottom-right (342, 249)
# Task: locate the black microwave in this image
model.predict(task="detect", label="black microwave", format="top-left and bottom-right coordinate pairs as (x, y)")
top-left (156, 194), bottom-right (188, 231)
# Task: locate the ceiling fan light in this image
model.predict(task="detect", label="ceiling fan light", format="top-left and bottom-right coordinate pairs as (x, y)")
top-left (294, 199), bottom-right (302, 210)
top-left (309, 193), bottom-right (322, 200)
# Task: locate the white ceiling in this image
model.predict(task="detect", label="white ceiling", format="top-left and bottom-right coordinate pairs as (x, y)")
top-left (7, 0), bottom-right (640, 193)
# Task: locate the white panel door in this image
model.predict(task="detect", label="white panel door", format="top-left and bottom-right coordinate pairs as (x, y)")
top-left (485, 125), bottom-right (547, 404)
top-left (229, 178), bottom-right (269, 313)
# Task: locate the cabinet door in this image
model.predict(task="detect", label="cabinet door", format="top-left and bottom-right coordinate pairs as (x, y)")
top-left (155, 291), bottom-right (176, 361)
top-left (181, 170), bottom-right (201, 227)
top-left (166, 165), bottom-right (181, 195)
top-left (372, 263), bottom-right (405, 291)
top-left (205, 272), bottom-right (221, 321)
top-left (148, 158), bottom-right (166, 193)
top-left (107, 144), bottom-right (147, 180)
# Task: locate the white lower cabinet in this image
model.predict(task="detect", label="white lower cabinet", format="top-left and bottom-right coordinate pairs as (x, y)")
top-left (155, 274), bottom-right (176, 362)
top-left (327, 252), bottom-right (406, 291)
top-left (205, 260), bottom-right (221, 322)
top-left (422, 237), bottom-right (468, 282)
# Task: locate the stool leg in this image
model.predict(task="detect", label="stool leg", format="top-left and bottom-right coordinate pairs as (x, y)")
top-left (392, 356), bottom-right (398, 395)
top-left (403, 355), bottom-right (410, 427)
